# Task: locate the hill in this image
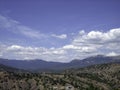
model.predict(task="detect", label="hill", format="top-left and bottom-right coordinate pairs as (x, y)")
top-left (0, 63), bottom-right (119, 90)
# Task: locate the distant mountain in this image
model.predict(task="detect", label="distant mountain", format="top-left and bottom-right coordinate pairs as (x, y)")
top-left (68, 55), bottom-right (120, 68)
top-left (0, 58), bottom-right (62, 71)
top-left (0, 64), bottom-right (26, 73)
top-left (0, 55), bottom-right (120, 71)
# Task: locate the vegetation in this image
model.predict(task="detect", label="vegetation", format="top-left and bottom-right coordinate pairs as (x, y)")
top-left (0, 63), bottom-right (120, 90)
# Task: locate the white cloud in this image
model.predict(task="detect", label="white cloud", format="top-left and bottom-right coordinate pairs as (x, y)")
top-left (79, 30), bottom-right (85, 35)
top-left (0, 27), bottom-right (120, 63)
top-left (51, 34), bottom-right (67, 39)
top-left (0, 45), bottom-right (67, 62)
top-left (0, 15), bottom-right (120, 62)
top-left (0, 15), bottom-right (19, 29)
top-left (74, 28), bottom-right (120, 45)
top-left (72, 28), bottom-right (120, 57)
top-left (7, 45), bottom-right (23, 50)
top-left (63, 45), bottom-right (76, 49)
top-left (63, 45), bottom-right (96, 52)
top-left (0, 14), bottom-right (68, 41)
top-left (2, 44), bottom-right (96, 62)
top-left (0, 28), bottom-right (120, 62)
top-left (106, 52), bottom-right (118, 56)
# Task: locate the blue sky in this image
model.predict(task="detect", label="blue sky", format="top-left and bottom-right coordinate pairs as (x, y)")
top-left (0, 0), bottom-right (120, 62)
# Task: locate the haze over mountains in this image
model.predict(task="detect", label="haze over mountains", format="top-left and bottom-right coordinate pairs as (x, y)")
top-left (0, 55), bottom-right (120, 72)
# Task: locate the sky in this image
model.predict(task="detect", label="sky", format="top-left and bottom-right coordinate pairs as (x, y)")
top-left (0, 0), bottom-right (120, 62)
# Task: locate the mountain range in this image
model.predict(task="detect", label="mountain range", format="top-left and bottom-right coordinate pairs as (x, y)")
top-left (0, 55), bottom-right (120, 72)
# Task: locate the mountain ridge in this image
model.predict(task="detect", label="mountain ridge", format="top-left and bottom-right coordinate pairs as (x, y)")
top-left (0, 55), bottom-right (120, 72)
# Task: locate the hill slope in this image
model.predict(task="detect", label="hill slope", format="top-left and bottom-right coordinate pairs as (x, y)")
top-left (0, 63), bottom-right (120, 90)
top-left (63, 63), bottom-right (120, 90)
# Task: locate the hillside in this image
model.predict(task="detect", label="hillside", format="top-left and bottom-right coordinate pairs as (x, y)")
top-left (0, 63), bottom-right (119, 90)
top-left (0, 64), bottom-right (27, 73)
top-left (63, 63), bottom-right (120, 90)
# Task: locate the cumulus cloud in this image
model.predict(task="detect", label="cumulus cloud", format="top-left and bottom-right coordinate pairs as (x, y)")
top-left (73, 28), bottom-right (120, 45)
top-left (106, 52), bottom-right (118, 56)
top-left (51, 34), bottom-right (67, 39)
top-left (1, 44), bottom-right (93, 62)
top-left (72, 28), bottom-right (120, 56)
top-left (0, 28), bottom-right (120, 62)
top-left (0, 45), bottom-right (67, 62)
top-left (0, 14), bottom-right (120, 62)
